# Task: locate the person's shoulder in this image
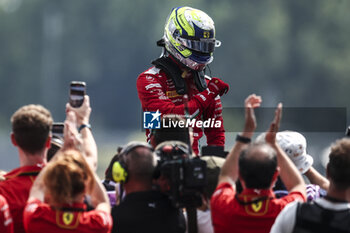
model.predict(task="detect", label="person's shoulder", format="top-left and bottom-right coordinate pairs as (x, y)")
top-left (137, 67), bottom-right (167, 90)
top-left (24, 198), bottom-right (50, 214)
top-left (23, 199), bottom-right (52, 229)
top-left (270, 201), bottom-right (299, 233)
top-left (210, 182), bottom-right (235, 206)
top-left (275, 191), bottom-right (305, 207)
top-left (84, 209), bottom-right (113, 229)
top-left (138, 66), bottom-right (165, 80)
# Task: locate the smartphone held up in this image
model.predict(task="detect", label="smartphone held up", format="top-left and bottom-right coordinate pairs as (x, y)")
top-left (69, 81), bottom-right (86, 108)
top-left (52, 122), bottom-right (64, 138)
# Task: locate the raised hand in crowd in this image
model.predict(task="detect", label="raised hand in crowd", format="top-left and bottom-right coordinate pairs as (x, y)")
top-left (65, 95), bottom-right (97, 171)
top-left (219, 94), bottom-right (262, 185)
top-left (264, 105), bottom-right (306, 197)
top-left (211, 95), bottom-right (306, 233)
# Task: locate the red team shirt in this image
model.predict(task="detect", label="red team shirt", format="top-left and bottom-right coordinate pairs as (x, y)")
top-left (0, 164), bottom-right (42, 233)
top-left (210, 182), bottom-right (305, 233)
top-left (137, 66), bottom-right (225, 154)
top-left (23, 199), bottom-right (112, 233)
top-left (0, 194), bottom-right (13, 233)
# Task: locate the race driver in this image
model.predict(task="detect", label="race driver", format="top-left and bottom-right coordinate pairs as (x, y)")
top-left (137, 6), bottom-right (229, 155)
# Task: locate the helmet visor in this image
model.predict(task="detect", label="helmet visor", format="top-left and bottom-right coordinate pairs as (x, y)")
top-left (176, 37), bottom-right (221, 54)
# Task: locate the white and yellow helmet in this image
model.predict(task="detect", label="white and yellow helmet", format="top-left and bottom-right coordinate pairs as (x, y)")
top-left (163, 6), bottom-right (221, 71)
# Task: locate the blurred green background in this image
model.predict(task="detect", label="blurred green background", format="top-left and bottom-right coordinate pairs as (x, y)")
top-left (0, 0), bottom-right (348, 176)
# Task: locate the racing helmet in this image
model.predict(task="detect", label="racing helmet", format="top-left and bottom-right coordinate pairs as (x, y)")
top-left (163, 6), bottom-right (221, 71)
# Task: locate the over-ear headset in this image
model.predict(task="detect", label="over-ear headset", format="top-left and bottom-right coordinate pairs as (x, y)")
top-left (112, 141), bottom-right (153, 183)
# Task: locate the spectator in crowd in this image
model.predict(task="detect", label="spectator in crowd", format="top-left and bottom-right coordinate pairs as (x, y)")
top-left (270, 137), bottom-right (350, 233)
top-left (103, 150), bottom-right (121, 192)
top-left (0, 104), bottom-right (53, 233)
top-left (257, 131), bottom-right (329, 200)
top-left (137, 6), bottom-right (229, 155)
top-left (277, 131), bottom-right (329, 200)
top-left (23, 149), bottom-right (112, 233)
top-left (23, 98), bottom-right (112, 233)
top-left (103, 149), bottom-right (122, 206)
top-left (210, 94), bottom-right (306, 233)
top-left (111, 141), bottom-right (186, 233)
top-left (0, 194), bottom-right (13, 233)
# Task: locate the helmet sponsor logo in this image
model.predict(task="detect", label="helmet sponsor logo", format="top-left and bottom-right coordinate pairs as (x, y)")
top-left (203, 31), bottom-right (210, 38)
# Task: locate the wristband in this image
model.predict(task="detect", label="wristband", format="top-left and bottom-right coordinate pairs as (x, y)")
top-left (235, 134), bottom-right (251, 144)
top-left (78, 124), bottom-right (91, 133)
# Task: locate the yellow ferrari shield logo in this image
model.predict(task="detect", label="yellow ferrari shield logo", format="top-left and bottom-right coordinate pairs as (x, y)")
top-left (62, 212), bottom-right (74, 225)
top-left (251, 201), bottom-right (263, 212)
top-left (203, 31), bottom-right (210, 38)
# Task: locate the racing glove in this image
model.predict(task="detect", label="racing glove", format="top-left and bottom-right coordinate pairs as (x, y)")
top-left (193, 77), bottom-right (229, 109)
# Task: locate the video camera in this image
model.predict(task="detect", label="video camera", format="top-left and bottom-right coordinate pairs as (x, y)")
top-left (155, 141), bottom-right (207, 208)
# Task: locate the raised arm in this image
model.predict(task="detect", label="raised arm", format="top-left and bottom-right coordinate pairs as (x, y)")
top-left (265, 104), bottom-right (306, 197)
top-left (304, 167), bottom-right (329, 191)
top-left (218, 94), bottom-right (262, 186)
top-left (89, 173), bottom-right (111, 214)
top-left (66, 95), bottom-right (97, 171)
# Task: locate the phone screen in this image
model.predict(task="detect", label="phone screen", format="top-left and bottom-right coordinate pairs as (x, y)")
top-left (70, 81), bottom-right (86, 108)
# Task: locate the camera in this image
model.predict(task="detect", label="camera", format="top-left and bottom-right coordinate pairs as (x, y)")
top-left (52, 122), bottom-right (64, 138)
top-left (155, 141), bottom-right (207, 208)
top-left (69, 81), bottom-right (86, 108)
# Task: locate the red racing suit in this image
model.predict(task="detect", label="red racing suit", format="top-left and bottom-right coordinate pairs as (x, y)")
top-left (137, 66), bottom-right (225, 154)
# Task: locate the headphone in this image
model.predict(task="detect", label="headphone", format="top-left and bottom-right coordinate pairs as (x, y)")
top-left (112, 141), bottom-right (153, 183)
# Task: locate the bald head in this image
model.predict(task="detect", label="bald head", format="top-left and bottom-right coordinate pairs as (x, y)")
top-left (239, 143), bottom-right (277, 189)
top-left (125, 147), bottom-right (156, 183)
